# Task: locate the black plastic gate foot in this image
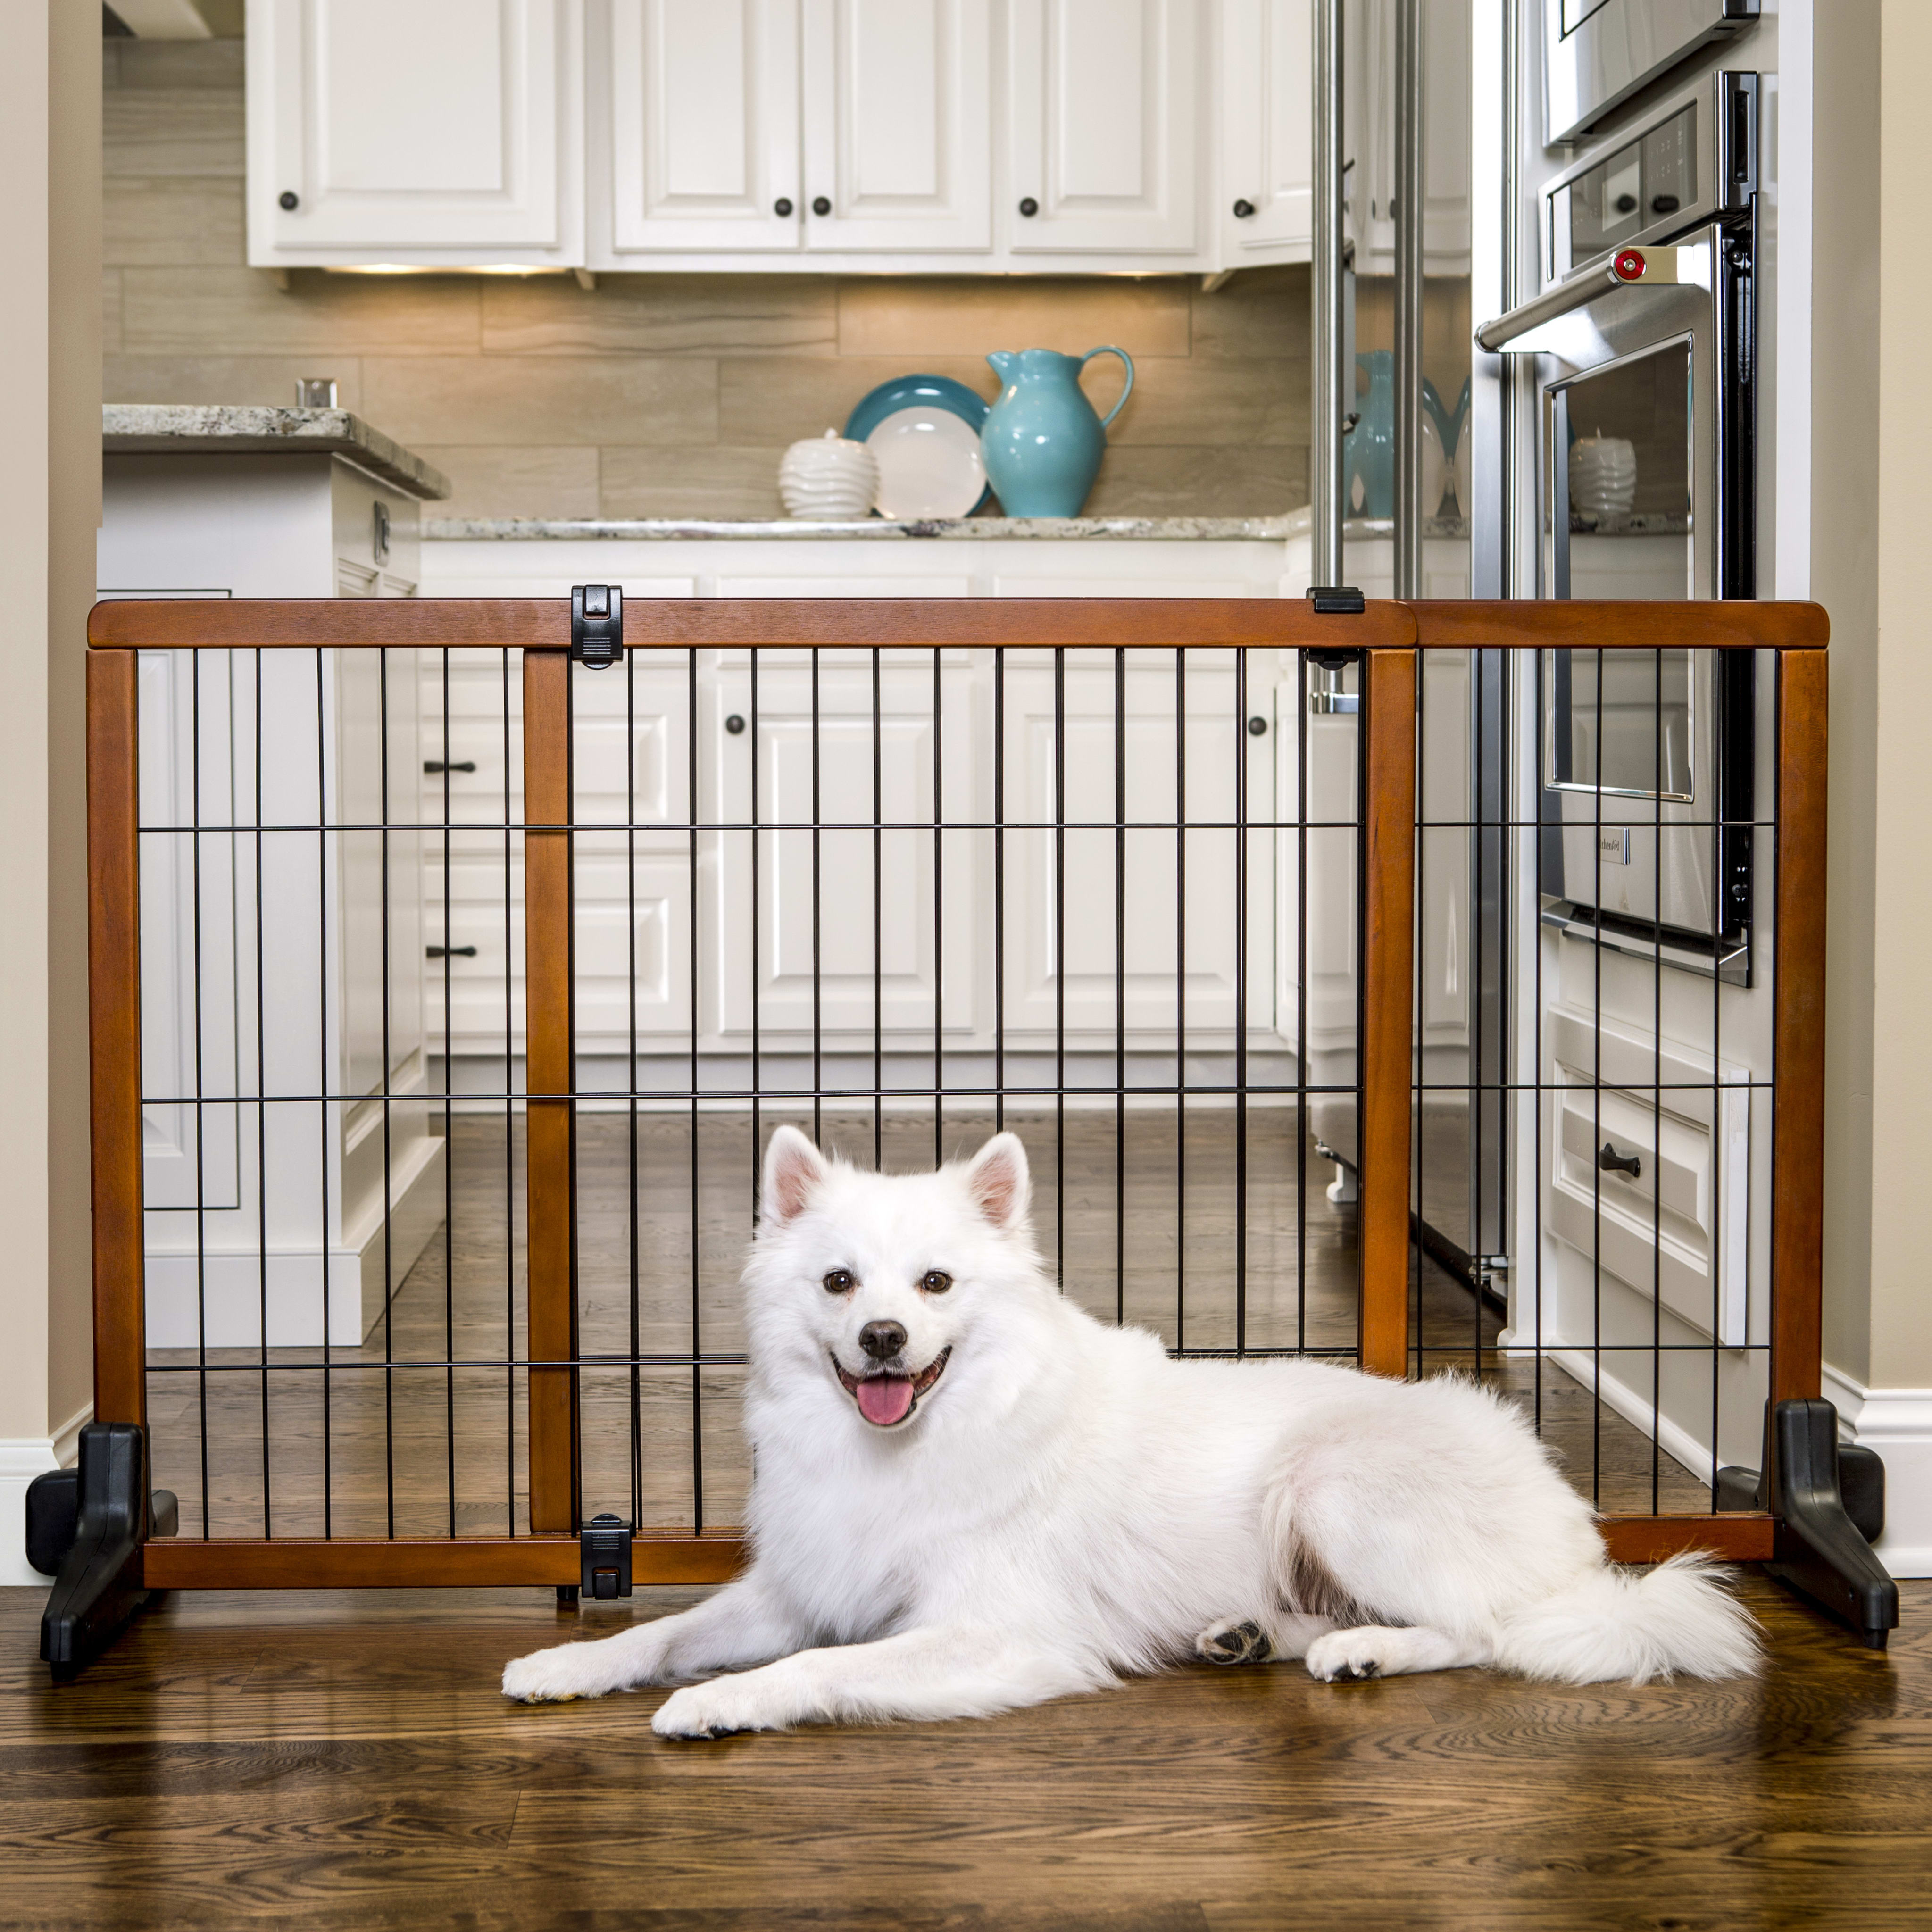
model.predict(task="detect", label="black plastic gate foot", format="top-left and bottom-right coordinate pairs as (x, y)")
top-left (39, 1424), bottom-right (159, 1683)
top-left (1720, 1399), bottom-right (1899, 1649)
top-left (556, 1585), bottom-right (581, 1609)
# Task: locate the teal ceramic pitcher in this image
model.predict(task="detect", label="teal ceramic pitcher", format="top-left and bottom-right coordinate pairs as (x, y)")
top-left (980, 346), bottom-right (1134, 517)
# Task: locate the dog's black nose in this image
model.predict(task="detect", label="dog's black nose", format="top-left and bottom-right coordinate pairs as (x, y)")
top-left (859, 1320), bottom-right (907, 1362)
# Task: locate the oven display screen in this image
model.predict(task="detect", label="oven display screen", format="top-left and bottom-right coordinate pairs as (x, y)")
top-left (1552, 103), bottom-right (1697, 274)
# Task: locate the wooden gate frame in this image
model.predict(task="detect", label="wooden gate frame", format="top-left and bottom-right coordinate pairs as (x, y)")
top-left (83, 594), bottom-right (1830, 1587)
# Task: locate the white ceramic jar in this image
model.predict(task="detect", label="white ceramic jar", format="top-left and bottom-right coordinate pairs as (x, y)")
top-left (777, 431), bottom-right (879, 520)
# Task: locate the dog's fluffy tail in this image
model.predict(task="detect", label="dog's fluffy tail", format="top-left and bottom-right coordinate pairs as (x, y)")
top-left (1494, 1553), bottom-right (1761, 1685)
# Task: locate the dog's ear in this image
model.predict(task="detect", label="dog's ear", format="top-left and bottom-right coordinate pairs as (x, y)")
top-left (964, 1132), bottom-right (1031, 1232)
top-left (762, 1124), bottom-right (829, 1228)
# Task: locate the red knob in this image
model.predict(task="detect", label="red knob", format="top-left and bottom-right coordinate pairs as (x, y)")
top-left (1613, 248), bottom-right (1646, 282)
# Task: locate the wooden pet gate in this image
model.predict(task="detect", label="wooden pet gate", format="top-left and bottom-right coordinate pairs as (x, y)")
top-left (39, 592), bottom-right (1895, 1676)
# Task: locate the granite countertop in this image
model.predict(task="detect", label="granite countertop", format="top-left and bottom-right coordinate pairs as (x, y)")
top-left (102, 406), bottom-right (451, 502)
top-left (425, 509), bottom-right (1314, 542)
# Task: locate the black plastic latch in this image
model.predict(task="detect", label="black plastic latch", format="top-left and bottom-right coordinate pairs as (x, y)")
top-left (1307, 585), bottom-right (1367, 615)
top-left (580, 1513), bottom-right (633, 1600)
top-left (571, 584), bottom-right (624, 670)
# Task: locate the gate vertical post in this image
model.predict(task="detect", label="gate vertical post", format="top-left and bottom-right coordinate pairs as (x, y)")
top-left (1360, 645), bottom-right (1416, 1379)
top-left (524, 647), bottom-right (579, 1534)
top-left (88, 647), bottom-right (147, 1427)
top-left (1771, 645), bottom-right (1827, 1407)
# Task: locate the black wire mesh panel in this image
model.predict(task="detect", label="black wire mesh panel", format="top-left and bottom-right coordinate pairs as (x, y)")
top-left (139, 642), bottom-right (530, 1539)
top-left (135, 638), bottom-right (1365, 1545)
top-left (1409, 641), bottom-right (1774, 1519)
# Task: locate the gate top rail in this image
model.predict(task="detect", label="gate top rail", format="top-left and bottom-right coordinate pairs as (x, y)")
top-left (86, 596), bottom-right (1828, 652)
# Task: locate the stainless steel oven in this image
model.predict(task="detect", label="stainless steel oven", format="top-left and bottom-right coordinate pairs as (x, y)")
top-left (1544, 0), bottom-right (1758, 145)
top-left (1476, 68), bottom-right (1757, 979)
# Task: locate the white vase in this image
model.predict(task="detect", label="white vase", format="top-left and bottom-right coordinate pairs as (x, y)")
top-left (1568, 435), bottom-right (1638, 519)
top-left (778, 431), bottom-right (879, 520)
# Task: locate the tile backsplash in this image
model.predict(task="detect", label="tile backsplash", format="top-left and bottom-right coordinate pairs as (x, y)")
top-left (103, 37), bottom-right (1312, 522)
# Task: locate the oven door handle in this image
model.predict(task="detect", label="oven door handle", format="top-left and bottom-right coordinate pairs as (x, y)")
top-left (1474, 246), bottom-right (1683, 354)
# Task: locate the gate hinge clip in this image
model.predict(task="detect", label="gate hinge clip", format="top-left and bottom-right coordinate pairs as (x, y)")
top-left (1307, 584), bottom-right (1366, 616)
top-left (571, 584), bottom-right (624, 670)
top-left (580, 1512), bottom-right (633, 1600)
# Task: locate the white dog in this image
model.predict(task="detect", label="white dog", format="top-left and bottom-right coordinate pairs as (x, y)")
top-left (502, 1127), bottom-right (1758, 1734)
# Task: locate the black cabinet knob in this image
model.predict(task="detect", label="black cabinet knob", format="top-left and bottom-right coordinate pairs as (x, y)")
top-left (427, 944), bottom-right (478, 959)
top-left (423, 759), bottom-right (477, 775)
top-left (725, 714), bottom-right (747, 735)
top-left (1247, 716), bottom-right (1267, 736)
top-left (1232, 197), bottom-right (1256, 218)
top-left (1018, 196), bottom-right (1039, 217)
top-left (278, 190), bottom-right (300, 211)
top-left (1598, 1141), bottom-right (1643, 1180)
top-left (774, 196), bottom-right (794, 217)
top-left (811, 195), bottom-right (832, 217)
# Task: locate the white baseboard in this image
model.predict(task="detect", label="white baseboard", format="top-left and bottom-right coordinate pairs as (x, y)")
top-left (0, 1403), bottom-right (90, 1591)
top-left (1524, 1341), bottom-right (1721, 1490)
top-left (1823, 1364), bottom-right (1932, 1579)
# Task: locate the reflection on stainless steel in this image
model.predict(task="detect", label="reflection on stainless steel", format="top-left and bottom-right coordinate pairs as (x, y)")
top-left (1543, 0), bottom-right (1758, 145)
top-left (1310, 0), bottom-right (1346, 586)
top-left (1532, 225), bottom-right (1748, 604)
top-left (1546, 648), bottom-right (1694, 800)
top-left (1474, 245), bottom-right (1680, 354)
top-left (1542, 70), bottom-right (1758, 287)
top-left (1539, 641), bottom-right (1753, 968)
top-left (1393, 0), bottom-right (1424, 597)
top-left (1539, 905), bottom-right (1749, 986)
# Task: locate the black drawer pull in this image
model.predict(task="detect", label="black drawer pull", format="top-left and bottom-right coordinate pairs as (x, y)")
top-left (427, 945), bottom-right (478, 960)
top-left (424, 759), bottom-right (477, 774)
top-left (1598, 1141), bottom-right (1642, 1180)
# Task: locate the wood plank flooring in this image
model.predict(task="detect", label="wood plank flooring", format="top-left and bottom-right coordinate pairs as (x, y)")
top-left (144, 1108), bottom-right (1714, 1540)
top-left (1, 1576), bottom-right (1925, 1929)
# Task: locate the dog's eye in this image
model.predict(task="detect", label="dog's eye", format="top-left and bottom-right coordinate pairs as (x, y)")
top-left (920, 1270), bottom-right (953, 1295)
top-left (822, 1269), bottom-right (856, 1295)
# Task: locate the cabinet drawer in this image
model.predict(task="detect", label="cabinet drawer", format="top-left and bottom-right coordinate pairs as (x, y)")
top-left (1545, 1006), bottom-right (1749, 1346)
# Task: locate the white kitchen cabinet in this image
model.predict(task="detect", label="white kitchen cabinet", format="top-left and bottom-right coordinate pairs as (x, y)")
top-left (255, 0), bottom-right (1323, 275)
top-left (598, 0), bottom-right (802, 255)
top-left (247, 0), bottom-right (583, 268)
top-left (100, 416), bottom-right (449, 1349)
top-left (417, 530), bottom-right (1311, 1069)
top-left (1218, 0), bottom-right (1313, 264)
top-left (998, 650), bottom-right (1279, 1040)
top-left (708, 650), bottom-right (984, 1042)
top-left (801, 0), bottom-right (993, 252)
top-left (1006, 0), bottom-right (1200, 255)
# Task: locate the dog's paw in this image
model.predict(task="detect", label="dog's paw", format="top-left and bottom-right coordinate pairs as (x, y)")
top-left (1196, 1618), bottom-right (1274, 1666)
top-left (652, 1680), bottom-right (782, 1740)
top-left (1305, 1630), bottom-right (1385, 1683)
top-left (503, 1643), bottom-right (608, 1704)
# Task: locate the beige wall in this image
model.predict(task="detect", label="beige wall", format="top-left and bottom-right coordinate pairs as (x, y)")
top-left (1817, 0), bottom-right (1932, 1394)
top-left (0, 3), bottom-right (102, 1454)
top-left (102, 38), bottom-right (1312, 522)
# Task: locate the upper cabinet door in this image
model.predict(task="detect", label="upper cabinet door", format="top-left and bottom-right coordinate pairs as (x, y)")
top-left (1006, 0), bottom-right (1200, 255)
top-left (1217, 0), bottom-right (1310, 261)
top-left (250, 0), bottom-right (578, 259)
top-left (800, 0), bottom-right (992, 252)
top-left (601, 0), bottom-right (802, 254)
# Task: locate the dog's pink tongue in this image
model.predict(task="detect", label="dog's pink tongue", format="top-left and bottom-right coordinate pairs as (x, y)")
top-left (856, 1375), bottom-right (915, 1426)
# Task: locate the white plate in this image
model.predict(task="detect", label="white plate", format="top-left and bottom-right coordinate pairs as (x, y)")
top-left (864, 407), bottom-right (988, 520)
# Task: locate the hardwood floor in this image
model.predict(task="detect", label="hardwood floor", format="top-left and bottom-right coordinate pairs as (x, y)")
top-left (2, 1576), bottom-right (1926, 1929)
top-left (144, 1108), bottom-right (1715, 1539)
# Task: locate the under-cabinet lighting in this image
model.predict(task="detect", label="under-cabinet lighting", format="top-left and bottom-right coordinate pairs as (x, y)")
top-left (326, 264), bottom-right (563, 276)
